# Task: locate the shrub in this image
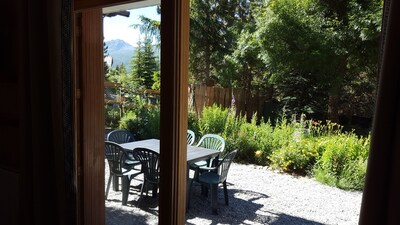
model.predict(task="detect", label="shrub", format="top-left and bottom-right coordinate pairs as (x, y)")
top-left (188, 110), bottom-right (201, 143)
top-left (313, 133), bottom-right (370, 190)
top-left (198, 104), bottom-right (228, 135)
top-left (105, 104), bottom-right (121, 129)
top-left (253, 119), bottom-right (275, 165)
top-left (222, 107), bottom-right (246, 152)
top-left (234, 117), bottom-right (260, 164)
top-left (119, 105), bottom-right (160, 140)
top-left (270, 115), bottom-right (296, 151)
top-left (269, 138), bottom-right (318, 175)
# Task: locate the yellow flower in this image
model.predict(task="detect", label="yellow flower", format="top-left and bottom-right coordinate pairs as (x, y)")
top-left (255, 150), bottom-right (263, 158)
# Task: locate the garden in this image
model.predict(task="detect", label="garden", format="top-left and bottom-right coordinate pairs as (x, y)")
top-left (104, 0), bottom-right (382, 192)
top-left (107, 101), bottom-right (369, 191)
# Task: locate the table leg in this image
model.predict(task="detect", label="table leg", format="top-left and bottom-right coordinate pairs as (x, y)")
top-left (186, 163), bottom-right (190, 211)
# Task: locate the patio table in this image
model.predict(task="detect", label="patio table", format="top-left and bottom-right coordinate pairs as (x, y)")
top-left (120, 139), bottom-right (220, 207)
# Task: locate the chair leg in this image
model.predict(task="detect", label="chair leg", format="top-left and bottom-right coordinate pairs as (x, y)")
top-left (210, 184), bottom-right (218, 214)
top-left (137, 180), bottom-right (147, 207)
top-left (121, 175), bottom-right (131, 205)
top-left (106, 174), bottom-right (113, 200)
top-left (113, 176), bottom-right (119, 191)
top-left (152, 185), bottom-right (158, 198)
top-left (201, 184), bottom-right (208, 197)
top-left (188, 179), bottom-right (194, 210)
top-left (223, 181), bottom-right (229, 205)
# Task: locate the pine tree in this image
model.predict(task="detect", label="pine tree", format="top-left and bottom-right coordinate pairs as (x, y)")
top-left (130, 36), bottom-right (159, 89)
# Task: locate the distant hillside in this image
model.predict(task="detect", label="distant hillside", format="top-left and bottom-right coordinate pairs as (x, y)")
top-left (104, 39), bottom-right (136, 71)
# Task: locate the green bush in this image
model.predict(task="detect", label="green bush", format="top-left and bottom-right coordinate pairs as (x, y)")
top-left (222, 107), bottom-right (246, 152)
top-left (116, 101), bottom-right (371, 190)
top-left (252, 119), bottom-right (275, 165)
top-left (270, 115), bottom-right (297, 151)
top-left (105, 104), bottom-right (121, 129)
top-left (188, 110), bottom-right (201, 143)
top-left (313, 134), bottom-right (370, 190)
top-left (269, 138), bottom-right (318, 174)
top-left (198, 104), bottom-right (228, 135)
top-left (234, 118), bottom-right (260, 164)
top-left (119, 105), bottom-right (160, 140)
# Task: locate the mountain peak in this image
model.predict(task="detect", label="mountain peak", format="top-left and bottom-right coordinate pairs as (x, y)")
top-left (105, 39), bottom-right (133, 51)
top-left (104, 39), bottom-right (136, 71)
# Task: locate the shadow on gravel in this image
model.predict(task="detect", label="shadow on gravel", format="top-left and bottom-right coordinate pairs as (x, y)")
top-left (106, 205), bottom-right (156, 225)
top-left (186, 183), bottom-right (323, 225)
top-left (267, 212), bottom-right (323, 225)
top-left (106, 181), bottom-right (324, 225)
top-left (186, 183), bottom-right (267, 224)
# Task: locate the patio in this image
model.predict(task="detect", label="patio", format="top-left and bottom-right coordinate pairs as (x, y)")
top-left (105, 162), bottom-right (362, 225)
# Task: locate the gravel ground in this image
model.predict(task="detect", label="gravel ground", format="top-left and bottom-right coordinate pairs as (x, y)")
top-left (105, 162), bottom-right (362, 225)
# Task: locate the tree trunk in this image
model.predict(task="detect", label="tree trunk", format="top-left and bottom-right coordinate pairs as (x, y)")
top-left (204, 45), bottom-right (213, 86)
top-left (327, 94), bottom-right (339, 122)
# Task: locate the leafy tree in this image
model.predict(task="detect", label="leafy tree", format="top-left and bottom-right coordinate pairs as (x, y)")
top-left (254, 0), bottom-right (382, 121)
top-left (189, 0), bottom-right (240, 86)
top-left (218, 1), bottom-right (268, 92)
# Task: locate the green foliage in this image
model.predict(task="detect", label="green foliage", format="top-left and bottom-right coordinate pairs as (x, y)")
top-left (269, 138), bottom-right (319, 174)
top-left (233, 116), bottom-right (260, 164)
top-left (189, 0), bottom-right (244, 85)
top-left (130, 37), bottom-right (159, 89)
top-left (313, 134), bottom-right (370, 190)
top-left (151, 71), bottom-right (160, 90)
top-left (119, 103), bottom-right (160, 140)
top-left (115, 102), bottom-right (371, 190)
top-left (251, 0), bottom-right (382, 120)
top-left (188, 110), bottom-right (201, 143)
top-left (222, 106), bottom-right (247, 152)
top-left (198, 104), bottom-right (228, 135)
top-left (104, 105), bottom-right (120, 129)
top-left (270, 115), bottom-right (297, 150)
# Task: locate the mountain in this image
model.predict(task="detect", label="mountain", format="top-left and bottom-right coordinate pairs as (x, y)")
top-left (104, 39), bottom-right (136, 71)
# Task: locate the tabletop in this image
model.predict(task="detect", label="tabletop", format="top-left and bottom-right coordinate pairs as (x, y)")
top-left (120, 139), bottom-right (220, 164)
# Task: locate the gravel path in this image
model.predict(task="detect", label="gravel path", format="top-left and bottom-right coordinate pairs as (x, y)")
top-left (105, 162), bottom-right (362, 225)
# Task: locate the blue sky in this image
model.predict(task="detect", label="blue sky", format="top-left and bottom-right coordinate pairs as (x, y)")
top-left (103, 5), bottom-right (160, 47)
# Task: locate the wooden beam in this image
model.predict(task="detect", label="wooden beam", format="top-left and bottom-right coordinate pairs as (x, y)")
top-left (159, 0), bottom-right (190, 223)
top-left (74, 8), bottom-right (105, 225)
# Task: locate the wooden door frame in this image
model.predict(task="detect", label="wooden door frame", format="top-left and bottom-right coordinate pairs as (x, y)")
top-left (73, 1), bottom-right (190, 224)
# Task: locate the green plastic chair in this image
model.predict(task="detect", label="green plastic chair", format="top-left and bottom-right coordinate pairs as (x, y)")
top-left (107, 129), bottom-right (135, 144)
top-left (104, 141), bottom-right (142, 205)
top-left (187, 129), bottom-right (196, 146)
top-left (190, 134), bottom-right (225, 180)
top-left (189, 149), bottom-right (238, 214)
top-left (132, 148), bottom-right (160, 207)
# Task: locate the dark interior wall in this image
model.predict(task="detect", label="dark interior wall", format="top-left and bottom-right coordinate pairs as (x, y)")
top-left (2, 1), bottom-right (68, 224)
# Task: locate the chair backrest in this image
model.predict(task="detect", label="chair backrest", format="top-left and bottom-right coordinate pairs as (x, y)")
top-left (132, 148), bottom-right (160, 184)
top-left (218, 149), bottom-right (237, 183)
top-left (107, 129), bottom-right (135, 144)
top-left (104, 141), bottom-right (130, 176)
top-left (105, 128), bottom-right (113, 141)
top-left (187, 130), bottom-right (195, 146)
top-left (196, 134), bottom-right (225, 152)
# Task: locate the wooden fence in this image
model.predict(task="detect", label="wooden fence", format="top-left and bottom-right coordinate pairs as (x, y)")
top-left (190, 84), bottom-right (271, 120)
top-left (105, 82), bottom-right (273, 120)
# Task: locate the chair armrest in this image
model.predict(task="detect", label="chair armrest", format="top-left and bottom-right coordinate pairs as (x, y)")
top-left (198, 166), bottom-right (218, 172)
